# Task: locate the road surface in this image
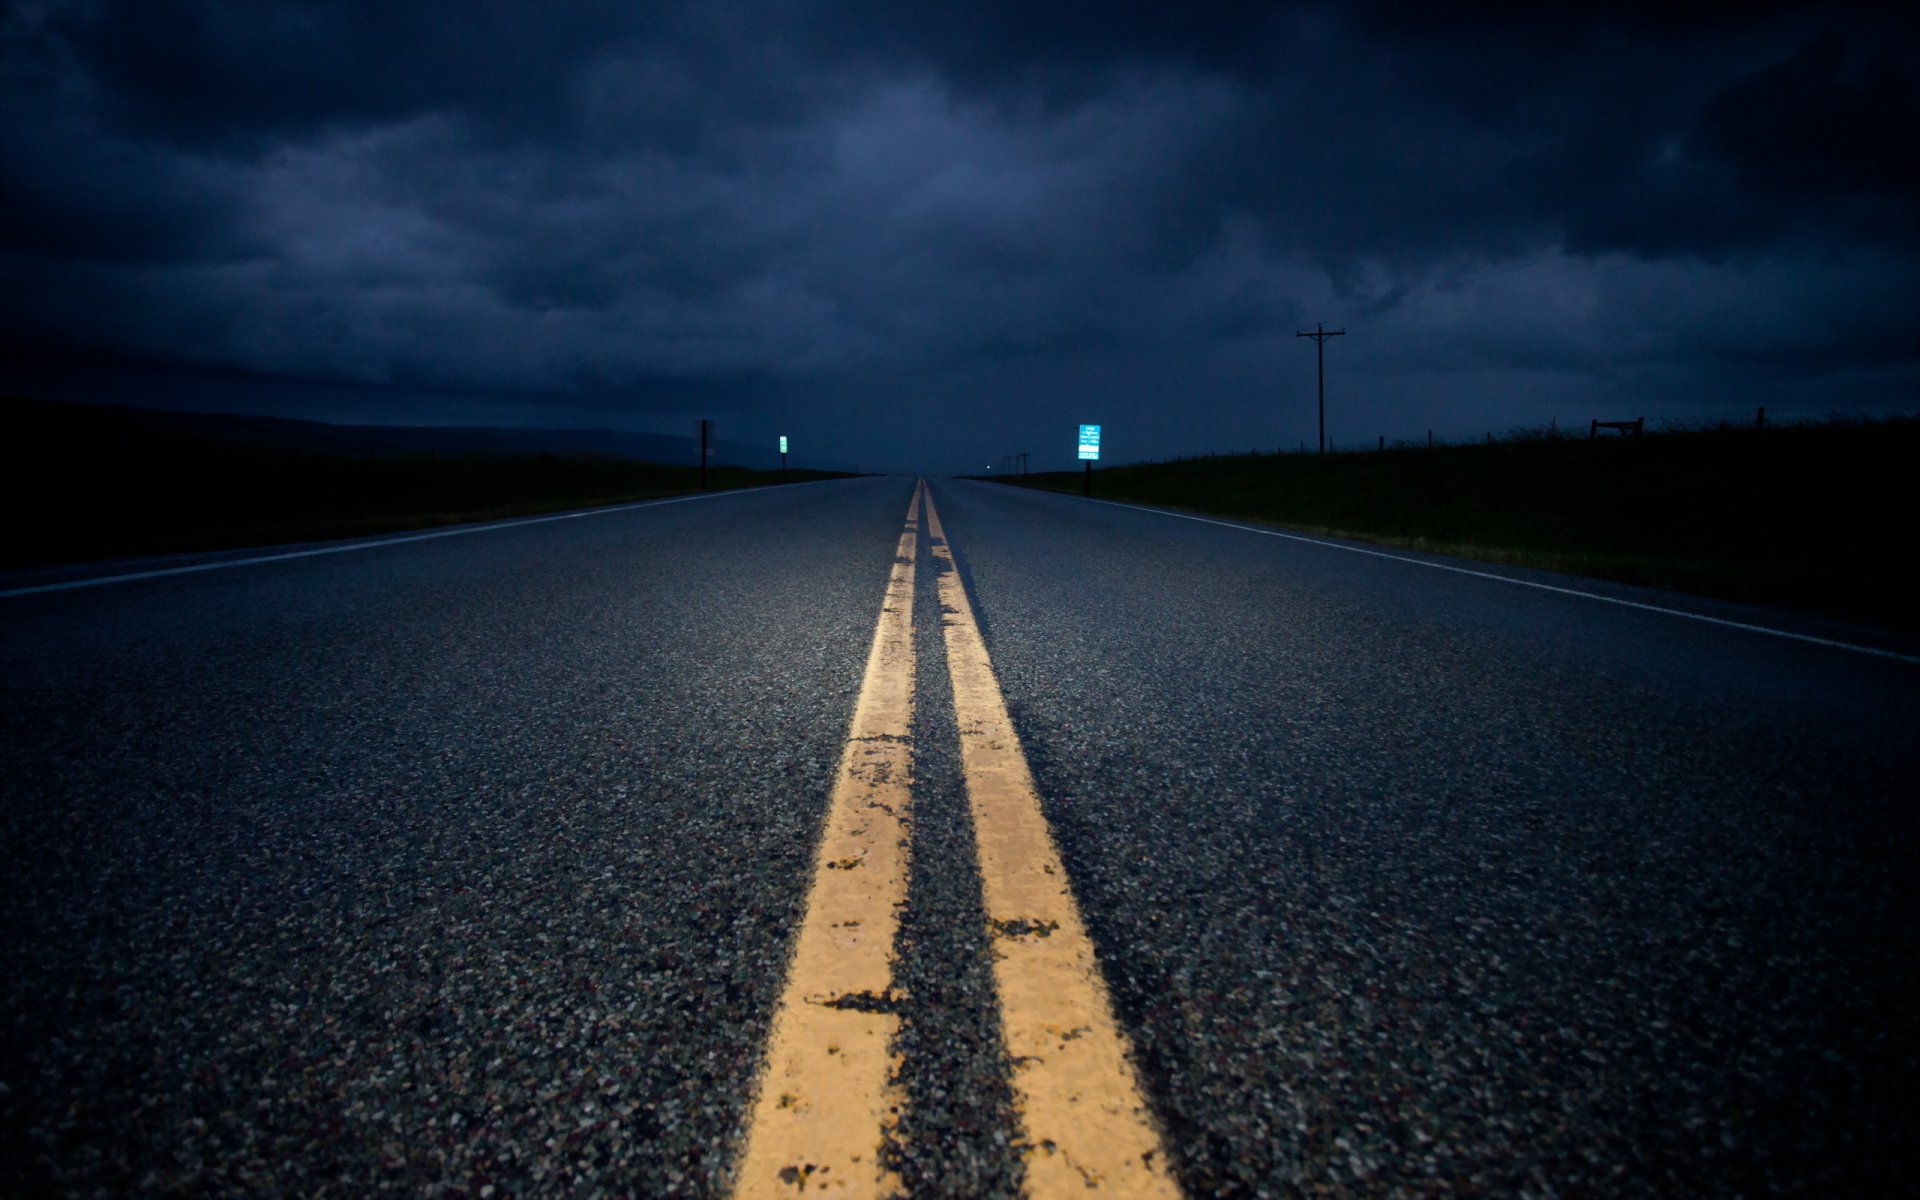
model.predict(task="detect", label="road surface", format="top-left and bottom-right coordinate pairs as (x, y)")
top-left (3, 475), bottom-right (1914, 1197)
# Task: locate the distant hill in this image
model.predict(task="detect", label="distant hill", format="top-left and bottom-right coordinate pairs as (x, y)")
top-left (0, 395), bottom-right (859, 568)
top-left (2, 396), bottom-right (809, 470)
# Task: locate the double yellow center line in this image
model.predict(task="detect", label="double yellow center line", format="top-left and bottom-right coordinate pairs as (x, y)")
top-left (732, 481), bottom-right (1180, 1198)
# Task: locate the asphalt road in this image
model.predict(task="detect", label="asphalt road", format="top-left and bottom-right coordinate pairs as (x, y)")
top-left (3, 474), bottom-right (1915, 1198)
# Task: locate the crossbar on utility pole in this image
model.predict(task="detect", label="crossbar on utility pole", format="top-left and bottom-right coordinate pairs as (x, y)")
top-left (1296, 323), bottom-right (1346, 454)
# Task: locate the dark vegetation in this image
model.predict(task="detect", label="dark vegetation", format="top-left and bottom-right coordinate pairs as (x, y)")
top-left (986, 417), bottom-right (1920, 631)
top-left (1, 397), bottom-right (853, 569)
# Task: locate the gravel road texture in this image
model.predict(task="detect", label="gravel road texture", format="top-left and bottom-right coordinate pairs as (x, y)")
top-left (928, 478), bottom-right (1919, 1197)
top-left (2, 478), bottom-right (911, 1197)
top-left (3, 473), bottom-right (1915, 1198)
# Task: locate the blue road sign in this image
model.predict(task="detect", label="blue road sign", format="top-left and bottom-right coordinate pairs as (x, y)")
top-left (1078, 424), bottom-right (1101, 461)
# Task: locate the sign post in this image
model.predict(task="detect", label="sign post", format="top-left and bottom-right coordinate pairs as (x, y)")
top-left (1077, 423), bottom-right (1101, 496)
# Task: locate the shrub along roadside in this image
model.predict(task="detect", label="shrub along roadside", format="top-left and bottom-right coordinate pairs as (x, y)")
top-left (983, 418), bottom-right (1920, 632)
top-left (2, 450), bottom-right (853, 570)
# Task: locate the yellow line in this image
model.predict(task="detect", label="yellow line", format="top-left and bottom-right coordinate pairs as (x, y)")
top-left (731, 480), bottom-right (923, 1199)
top-left (923, 488), bottom-right (1182, 1199)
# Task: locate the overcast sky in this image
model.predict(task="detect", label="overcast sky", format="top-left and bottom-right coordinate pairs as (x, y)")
top-left (3, 0), bottom-right (1915, 472)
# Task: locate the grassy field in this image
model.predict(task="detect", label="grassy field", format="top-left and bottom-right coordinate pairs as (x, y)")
top-left (2, 448), bottom-right (851, 570)
top-left (984, 418), bottom-right (1920, 631)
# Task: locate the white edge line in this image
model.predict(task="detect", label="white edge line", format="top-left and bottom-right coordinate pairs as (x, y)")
top-left (1071, 495), bottom-right (1920, 668)
top-left (0, 484), bottom-right (794, 600)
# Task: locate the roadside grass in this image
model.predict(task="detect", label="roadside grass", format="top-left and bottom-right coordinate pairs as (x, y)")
top-left (2, 450), bottom-right (854, 570)
top-left (984, 418), bottom-right (1920, 631)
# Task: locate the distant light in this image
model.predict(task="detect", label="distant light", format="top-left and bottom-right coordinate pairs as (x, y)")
top-left (779, 436), bottom-right (788, 453)
top-left (1078, 424), bottom-right (1101, 461)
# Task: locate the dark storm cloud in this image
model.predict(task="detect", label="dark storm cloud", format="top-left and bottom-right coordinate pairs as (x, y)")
top-left (2, 0), bottom-right (1915, 468)
top-left (59, 1), bottom-right (657, 148)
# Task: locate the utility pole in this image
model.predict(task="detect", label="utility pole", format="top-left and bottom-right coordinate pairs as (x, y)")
top-left (1295, 323), bottom-right (1346, 454)
top-left (698, 418), bottom-right (712, 489)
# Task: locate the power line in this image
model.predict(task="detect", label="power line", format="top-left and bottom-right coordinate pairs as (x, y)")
top-left (1296, 323), bottom-right (1346, 454)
